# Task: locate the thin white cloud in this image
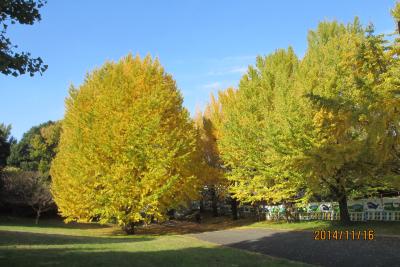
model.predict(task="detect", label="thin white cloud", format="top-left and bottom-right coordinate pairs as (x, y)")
top-left (204, 55), bottom-right (256, 64)
top-left (200, 80), bottom-right (239, 91)
top-left (202, 54), bottom-right (254, 78)
top-left (207, 66), bottom-right (248, 76)
top-left (216, 55), bottom-right (256, 63)
top-left (202, 82), bottom-right (222, 90)
top-left (227, 66), bottom-right (248, 74)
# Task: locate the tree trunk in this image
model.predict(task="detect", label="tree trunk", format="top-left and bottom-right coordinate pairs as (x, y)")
top-left (231, 197), bottom-right (238, 220)
top-left (255, 205), bottom-right (261, 221)
top-left (199, 198), bottom-right (204, 213)
top-left (284, 203), bottom-right (296, 222)
top-left (35, 208), bottom-right (41, 225)
top-left (123, 222), bottom-right (135, 235)
top-left (338, 193), bottom-right (351, 224)
top-left (210, 186), bottom-right (218, 217)
top-left (328, 174), bottom-right (351, 225)
top-left (283, 202), bottom-right (290, 222)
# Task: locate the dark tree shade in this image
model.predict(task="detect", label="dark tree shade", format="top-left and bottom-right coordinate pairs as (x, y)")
top-left (0, 123), bottom-right (13, 168)
top-left (0, 0), bottom-right (47, 77)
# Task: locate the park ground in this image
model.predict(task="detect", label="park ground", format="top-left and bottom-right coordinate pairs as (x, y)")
top-left (0, 215), bottom-right (399, 267)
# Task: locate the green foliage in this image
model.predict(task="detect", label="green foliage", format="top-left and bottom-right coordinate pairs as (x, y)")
top-left (215, 48), bottom-right (303, 205)
top-left (392, 1), bottom-right (400, 22)
top-left (0, 0), bottom-right (48, 76)
top-left (212, 18), bottom-right (400, 223)
top-left (290, 20), bottom-right (400, 201)
top-left (51, 55), bottom-right (202, 231)
top-left (7, 121), bottom-right (61, 174)
top-left (0, 123), bottom-right (13, 169)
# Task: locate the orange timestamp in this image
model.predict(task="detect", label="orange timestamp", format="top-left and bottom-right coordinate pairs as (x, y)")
top-left (313, 229), bottom-right (375, 240)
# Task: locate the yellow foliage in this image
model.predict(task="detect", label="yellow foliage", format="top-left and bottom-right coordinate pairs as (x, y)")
top-left (51, 55), bottom-right (202, 227)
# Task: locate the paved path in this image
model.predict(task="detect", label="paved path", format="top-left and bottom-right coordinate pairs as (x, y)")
top-left (191, 228), bottom-right (400, 267)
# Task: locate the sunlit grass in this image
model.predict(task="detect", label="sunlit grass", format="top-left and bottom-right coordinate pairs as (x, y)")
top-left (0, 217), bottom-right (309, 267)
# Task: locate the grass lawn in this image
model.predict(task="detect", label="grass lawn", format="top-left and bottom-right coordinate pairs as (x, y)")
top-left (246, 220), bottom-right (400, 236)
top-left (0, 217), bottom-right (309, 267)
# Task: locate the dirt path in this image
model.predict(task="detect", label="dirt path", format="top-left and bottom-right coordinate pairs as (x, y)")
top-left (191, 228), bottom-right (400, 267)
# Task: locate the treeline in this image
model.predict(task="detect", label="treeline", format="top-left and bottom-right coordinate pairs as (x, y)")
top-left (0, 121), bottom-right (61, 223)
top-left (1, 6), bottom-right (400, 232)
top-left (202, 19), bottom-right (400, 223)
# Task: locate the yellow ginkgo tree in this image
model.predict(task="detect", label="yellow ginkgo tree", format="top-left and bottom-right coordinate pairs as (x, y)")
top-left (51, 55), bottom-right (202, 233)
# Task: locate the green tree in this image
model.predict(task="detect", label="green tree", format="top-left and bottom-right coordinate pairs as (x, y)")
top-left (7, 121), bottom-right (61, 173)
top-left (3, 121), bottom-right (59, 218)
top-left (216, 18), bottom-right (400, 224)
top-left (273, 20), bottom-right (400, 223)
top-left (216, 49), bottom-right (303, 209)
top-left (51, 55), bottom-right (202, 234)
top-left (0, 123), bottom-right (13, 199)
top-left (0, 123), bottom-right (13, 169)
top-left (0, 0), bottom-right (48, 76)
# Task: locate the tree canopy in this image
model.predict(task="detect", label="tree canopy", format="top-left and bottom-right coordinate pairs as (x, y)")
top-left (214, 48), bottom-right (303, 205)
top-left (211, 19), bottom-right (400, 223)
top-left (282, 19), bottom-right (400, 222)
top-left (51, 55), bottom-right (202, 233)
top-left (8, 120), bottom-right (61, 174)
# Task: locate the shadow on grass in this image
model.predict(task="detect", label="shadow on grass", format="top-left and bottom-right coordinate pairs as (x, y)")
top-left (0, 216), bottom-right (112, 230)
top-left (0, 246), bottom-right (299, 267)
top-left (0, 230), bottom-right (153, 246)
top-left (193, 228), bottom-right (400, 267)
top-left (0, 215), bottom-right (258, 236)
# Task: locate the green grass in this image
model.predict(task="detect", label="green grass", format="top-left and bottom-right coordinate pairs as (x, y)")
top-left (245, 220), bottom-right (400, 236)
top-left (0, 217), bottom-right (309, 267)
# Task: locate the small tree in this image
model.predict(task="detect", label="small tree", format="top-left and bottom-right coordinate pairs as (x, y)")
top-left (2, 167), bottom-right (54, 224)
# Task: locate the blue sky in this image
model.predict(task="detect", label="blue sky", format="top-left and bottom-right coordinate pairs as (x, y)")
top-left (1, 0), bottom-right (397, 140)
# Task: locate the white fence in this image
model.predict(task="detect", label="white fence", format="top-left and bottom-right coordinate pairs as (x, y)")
top-left (197, 197), bottom-right (400, 222)
top-left (261, 197), bottom-right (400, 222)
top-left (264, 211), bottom-right (400, 222)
